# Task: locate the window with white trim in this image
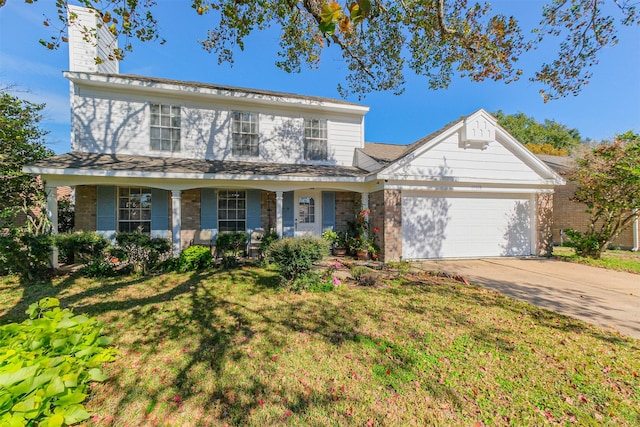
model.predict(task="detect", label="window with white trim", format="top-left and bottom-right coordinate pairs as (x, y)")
top-left (298, 197), bottom-right (316, 223)
top-left (118, 187), bottom-right (152, 233)
top-left (218, 190), bottom-right (246, 233)
top-left (232, 111), bottom-right (259, 157)
top-left (150, 104), bottom-right (181, 152)
top-left (304, 118), bottom-right (327, 160)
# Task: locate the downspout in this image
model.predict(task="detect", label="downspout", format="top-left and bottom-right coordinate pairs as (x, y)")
top-left (633, 209), bottom-right (639, 252)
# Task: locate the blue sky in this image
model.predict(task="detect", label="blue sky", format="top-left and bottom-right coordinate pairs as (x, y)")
top-left (1, 1), bottom-right (638, 155)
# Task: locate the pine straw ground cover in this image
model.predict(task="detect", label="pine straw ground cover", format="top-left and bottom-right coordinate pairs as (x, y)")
top-left (1, 264), bottom-right (638, 426)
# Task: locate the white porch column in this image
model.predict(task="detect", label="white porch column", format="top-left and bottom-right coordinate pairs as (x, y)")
top-left (171, 190), bottom-right (182, 258)
top-left (45, 186), bottom-right (59, 269)
top-left (361, 192), bottom-right (369, 214)
top-left (275, 191), bottom-right (283, 238)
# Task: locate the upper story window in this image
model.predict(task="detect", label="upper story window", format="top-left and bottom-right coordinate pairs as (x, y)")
top-left (304, 118), bottom-right (328, 161)
top-left (150, 104), bottom-right (181, 152)
top-left (232, 111), bottom-right (259, 157)
top-left (118, 187), bottom-right (152, 233)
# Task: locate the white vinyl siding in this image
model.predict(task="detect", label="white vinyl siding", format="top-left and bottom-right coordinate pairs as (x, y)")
top-left (402, 192), bottom-right (532, 259)
top-left (70, 86), bottom-right (364, 165)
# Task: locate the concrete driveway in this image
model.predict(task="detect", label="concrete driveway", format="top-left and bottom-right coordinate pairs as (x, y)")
top-left (416, 258), bottom-right (640, 339)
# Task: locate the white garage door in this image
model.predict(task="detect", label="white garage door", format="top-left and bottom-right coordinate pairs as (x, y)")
top-left (402, 192), bottom-right (532, 259)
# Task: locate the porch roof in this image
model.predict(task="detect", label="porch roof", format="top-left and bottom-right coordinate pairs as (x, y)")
top-left (27, 152), bottom-right (369, 179)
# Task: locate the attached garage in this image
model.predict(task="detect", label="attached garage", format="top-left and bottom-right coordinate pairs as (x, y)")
top-left (402, 191), bottom-right (534, 259)
top-left (362, 109), bottom-right (565, 261)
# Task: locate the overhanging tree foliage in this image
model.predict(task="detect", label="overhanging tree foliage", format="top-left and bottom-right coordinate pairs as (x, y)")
top-left (14, 0), bottom-right (639, 100)
top-left (568, 134), bottom-right (640, 258)
top-left (0, 91), bottom-right (54, 229)
top-left (494, 110), bottom-right (582, 155)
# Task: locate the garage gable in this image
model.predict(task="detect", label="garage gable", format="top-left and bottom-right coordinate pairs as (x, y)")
top-left (377, 110), bottom-right (563, 186)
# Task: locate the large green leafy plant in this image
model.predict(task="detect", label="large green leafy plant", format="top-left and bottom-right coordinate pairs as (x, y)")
top-left (0, 298), bottom-right (117, 426)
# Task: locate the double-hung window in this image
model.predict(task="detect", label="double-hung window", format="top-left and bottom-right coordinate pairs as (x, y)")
top-left (218, 190), bottom-right (246, 233)
top-left (304, 118), bottom-right (327, 161)
top-left (232, 111), bottom-right (259, 157)
top-left (150, 104), bottom-right (181, 152)
top-left (118, 187), bottom-right (152, 233)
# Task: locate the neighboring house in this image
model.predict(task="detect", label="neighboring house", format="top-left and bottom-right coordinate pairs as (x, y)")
top-left (24, 6), bottom-right (565, 265)
top-left (538, 155), bottom-right (640, 250)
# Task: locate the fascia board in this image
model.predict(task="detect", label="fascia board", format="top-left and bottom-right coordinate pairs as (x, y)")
top-left (23, 165), bottom-right (367, 184)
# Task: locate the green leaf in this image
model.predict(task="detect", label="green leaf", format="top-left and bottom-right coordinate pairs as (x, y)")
top-left (0, 364), bottom-right (39, 388)
top-left (42, 413), bottom-right (64, 427)
top-left (319, 21), bottom-right (336, 35)
top-left (45, 376), bottom-right (65, 397)
top-left (87, 368), bottom-right (108, 382)
top-left (56, 390), bottom-right (87, 406)
top-left (62, 404), bottom-right (90, 424)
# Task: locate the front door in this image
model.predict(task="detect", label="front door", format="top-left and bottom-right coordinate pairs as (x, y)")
top-left (295, 190), bottom-right (322, 237)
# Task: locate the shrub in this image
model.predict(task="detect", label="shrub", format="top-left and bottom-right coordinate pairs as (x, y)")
top-left (55, 231), bottom-right (109, 265)
top-left (563, 229), bottom-right (606, 258)
top-left (215, 232), bottom-right (248, 259)
top-left (266, 237), bottom-right (329, 284)
top-left (178, 245), bottom-right (213, 272)
top-left (0, 297), bottom-right (117, 426)
top-left (79, 257), bottom-right (118, 278)
top-left (115, 231), bottom-right (172, 275)
top-left (258, 230), bottom-right (280, 258)
top-left (350, 265), bottom-right (378, 286)
top-left (0, 229), bottom-right (52, 282)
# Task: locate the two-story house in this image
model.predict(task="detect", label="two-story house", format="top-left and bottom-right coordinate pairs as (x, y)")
top-left (25, 6), bottom-right (564, 266)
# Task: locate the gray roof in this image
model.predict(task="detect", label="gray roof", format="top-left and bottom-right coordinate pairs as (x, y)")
top-left (536, 154), bottom-right (576, 172)
top-left (361, 117), bottom-right (461, 166)
top-left (360, 142), bottom-right (408, 165)
top-left (69, 72), bottom-right (367, 109)
top-left (31, 152), bottom-right (369, 178)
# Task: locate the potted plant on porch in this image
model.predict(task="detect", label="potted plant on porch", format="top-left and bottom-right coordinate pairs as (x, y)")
top-left (322, 229), bottom-right (348, 256)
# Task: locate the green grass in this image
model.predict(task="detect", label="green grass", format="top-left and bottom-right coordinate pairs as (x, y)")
top-left (553, 246), bottom-right (640, 274)
top-left (1, 265), bottom-right (639, 426)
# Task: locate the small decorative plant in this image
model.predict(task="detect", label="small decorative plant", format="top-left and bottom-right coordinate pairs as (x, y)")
top-left (347, 209), bottom-right (380, 259)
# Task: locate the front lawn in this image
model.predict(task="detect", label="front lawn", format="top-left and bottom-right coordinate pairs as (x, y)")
top-left (553, 246), bottom-right (640, 274)
top-left (1, 265), bottom-right (638, 426)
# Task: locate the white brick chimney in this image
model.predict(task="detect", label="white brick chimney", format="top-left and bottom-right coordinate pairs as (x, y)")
top-left (67, 5), bottom-right (119, 73)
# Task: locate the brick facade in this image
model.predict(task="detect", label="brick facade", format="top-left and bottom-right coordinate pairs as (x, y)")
top-left (536, 193), bottom-right (554, 256)
top-left (369, 189), bottom-right (402, 262)
top-left (335, 191), bottom-right (361, 232)
top-left (74, 185), bottom-right (96, 231)
top-left (552, 174), bottom-right (638, 249)
top-left (179, 189), bottom-right (200, 249)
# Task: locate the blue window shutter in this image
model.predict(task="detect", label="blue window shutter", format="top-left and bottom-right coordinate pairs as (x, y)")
top-left (247, 189), bottom-right (261, 230)
top-left (201, 189), bottom-right (218, 236)
top-left (283, 191), bottom-right (294, 237)
top-left (96, 186), bottom-right (116, 240)
top-left (151, 188), bottom-right (169, 238)
top-left (322, 191), bottom-right (336, 230)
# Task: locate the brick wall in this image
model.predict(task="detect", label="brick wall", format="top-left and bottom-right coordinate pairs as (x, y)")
top-left (335, 191), bottom-right (361, 232)
top-left (179, 189), bottom-right (200, 249)
top-left (536, 193), bottom-right (553, 256)
top-left (369, 189), bottom-right (402, 262)
top-left (552, 175), bottom-right (638, 249)
top-left (261, 191), bottom-right (276, 231)
top-left (74, 185), bottom-right (96, 231)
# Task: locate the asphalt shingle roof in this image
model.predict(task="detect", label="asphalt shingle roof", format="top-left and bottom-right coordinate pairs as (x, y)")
top-left (31, 152), bottom-right (369, 178)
